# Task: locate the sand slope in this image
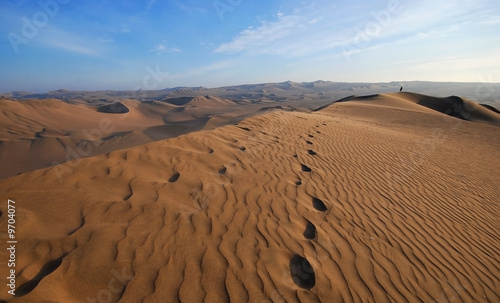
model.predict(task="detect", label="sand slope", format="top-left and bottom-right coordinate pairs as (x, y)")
top-left (0, 93), bottom-right (499, 302)
top-left (322, 92), bottom-right (500, 126)
top-left (0, 97), bottom-right (263, 179)
top-left (186, 96), bottom-right (236, 107)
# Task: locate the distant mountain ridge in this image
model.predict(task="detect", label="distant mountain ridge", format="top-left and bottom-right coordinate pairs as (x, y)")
top-left (4, 81), bottom-right (500, 107)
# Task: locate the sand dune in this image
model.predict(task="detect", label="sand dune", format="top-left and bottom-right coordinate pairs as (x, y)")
top-left (0, 97), bottom-right (264, 179)
top-left (0, 93), bottom-right (499, 302)
top-left (186, 96), bottom-right (236, 107)
top-left (8, 81), bottom-right (500, 111)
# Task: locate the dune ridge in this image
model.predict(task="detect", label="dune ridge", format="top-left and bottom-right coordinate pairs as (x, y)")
top-left (0, 93), bottom-right (499, 302)
top-left (0, 96), bottom-right (267, 179)
top-left (319, 92), bottom-right (500, 127)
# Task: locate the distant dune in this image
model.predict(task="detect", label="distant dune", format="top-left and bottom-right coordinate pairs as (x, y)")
top-left (322, 92), bottom-right (500, 127)
top-left (1, 92), bottom-right (499, 302)
top-left (0, 96), bottom-right (263, 179)
top-left (5, 81), bottom-right (500, 109)
top-left (186, 95), bottom-right (236, 107)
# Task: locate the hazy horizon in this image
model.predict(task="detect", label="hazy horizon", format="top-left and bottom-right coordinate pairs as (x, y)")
top-left (1, 0), bottom-right (499, 92)
top-left (4, 79), bottom-right (500, 95)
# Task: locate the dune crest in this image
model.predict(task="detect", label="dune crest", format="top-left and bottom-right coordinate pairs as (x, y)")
top-left (0, 93), bottom-right (499, 302)
top-left (0, 95), bottom-right (265, 179)
top-left (186, 96), bottom-right (236, 107)
top-left (324, 92), bottom-right (500, 127)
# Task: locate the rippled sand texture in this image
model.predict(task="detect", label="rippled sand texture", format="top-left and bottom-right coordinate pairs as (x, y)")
top-left (0, 93), bottom-right (499, 302)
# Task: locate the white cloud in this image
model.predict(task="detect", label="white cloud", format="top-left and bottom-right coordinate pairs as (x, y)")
top-left (168, 59), bottom-right (240, 79)
top-left (146, 0), bottom-right (157, 10)
top-left (195, 59), bottom-right (239, 74)
top-left (214, 13), bottom-right (303, 54)
top-left (213, 0), bottom-right (499, 61)
top-left (119, 24), bottom-right (130, 33)
top-left (108, 24), bottom-right (130, 33)
top-left (100, 36), bottom-right (114, 43)
top-left (37, 27), bottom-right (100, 56)
top-left (150, 43), bottom-right (182, 54)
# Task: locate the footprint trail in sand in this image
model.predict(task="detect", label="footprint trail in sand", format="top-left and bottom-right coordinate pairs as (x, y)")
top-left (1, 93), bottom-right (499, 302)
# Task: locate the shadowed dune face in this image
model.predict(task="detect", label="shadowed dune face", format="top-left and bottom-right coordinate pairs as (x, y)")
top-left (97, 102), bottom-right (130, 114)
top-left (327, 92), bottom-right (500, 127)
top-left (480, 103), bottom-right (500, 114)
top-left (0, 93), bottom-right (499, 302)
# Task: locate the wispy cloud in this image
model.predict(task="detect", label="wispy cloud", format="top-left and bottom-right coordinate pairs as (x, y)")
top-left (170, 0), bottom-right (208, 15)
top-left (119, 24), bottom-right (130, 33)
top-left (169, 59), bottom-right (240, 79)
top-left (107, 24), bottom-right (130, 33)
top-left (37, 27), bottom-right (100, 56)
top-left (146, 0), bottom-right (157, 11)
top-left (150, 42), bottom-right (182, 54)
top-left (214, 13), bottom-right (303, 54)
top-left (214, 0), bottom-right (499, 60)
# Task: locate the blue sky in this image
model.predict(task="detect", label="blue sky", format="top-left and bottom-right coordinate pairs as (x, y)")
top-left (1, 0), bottom-right (499, 92)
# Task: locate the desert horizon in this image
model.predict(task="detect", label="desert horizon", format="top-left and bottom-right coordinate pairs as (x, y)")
top-left (1, 81), bottom-right (499, 302)
top-left (1, 80), bottom-right (499, 179)
top-left (2, 0), bottom-right (500, 302)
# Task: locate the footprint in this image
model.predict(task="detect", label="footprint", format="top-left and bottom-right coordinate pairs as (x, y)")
top-left (301, 164), bottom-right (312, 172)
top-left (218, 166), bottom-right (227, 174)
top-left (312, 197), bottom-right (327, 212)
top-left (16, 254), bottom-right (67, 297)
top-left (124, 184), bottom-right (133, 200)
top-left (168, 172), bottom-right (180, 183)
top-left (307, 149), bottom-right (317, 156)
top-left (290, 255), bottom-right (315, 290)
top-left (306, 140), bottom-right (313, 145)
top-left (303, 220), bottom-right (317, 240)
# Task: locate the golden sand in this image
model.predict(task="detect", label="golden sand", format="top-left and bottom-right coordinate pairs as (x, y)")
top-left (1, 93), bottom-right (499, 302)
